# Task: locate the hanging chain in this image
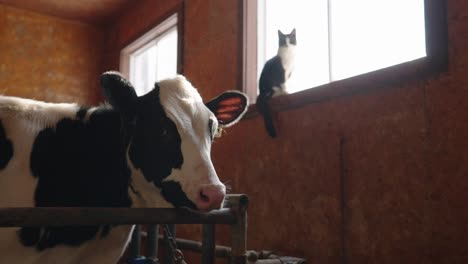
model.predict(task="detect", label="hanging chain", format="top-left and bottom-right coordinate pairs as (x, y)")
top-left (163, 225), bottom-right (187, 264)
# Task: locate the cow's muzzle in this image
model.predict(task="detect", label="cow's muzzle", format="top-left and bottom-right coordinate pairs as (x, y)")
top-left (196, 184), bottom-right (225, 211)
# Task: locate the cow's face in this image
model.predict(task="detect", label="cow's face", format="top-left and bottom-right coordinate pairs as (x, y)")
top-left (100, 72), bottom-right (248, 211)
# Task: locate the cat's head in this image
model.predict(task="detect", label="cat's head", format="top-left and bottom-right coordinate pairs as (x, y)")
top-left (278, 28), bottom-right (296, 47)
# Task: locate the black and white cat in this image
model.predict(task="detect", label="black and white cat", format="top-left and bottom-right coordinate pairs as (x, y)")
top-left (256, 28), bottom-right (296, 138)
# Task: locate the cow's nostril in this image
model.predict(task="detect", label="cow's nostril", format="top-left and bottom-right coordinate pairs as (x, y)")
top-left (196, 185), bottom-right (226, 211)
top-left (200, 190), bottom-right (209, 202)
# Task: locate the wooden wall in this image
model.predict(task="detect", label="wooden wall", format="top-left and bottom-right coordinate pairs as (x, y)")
top-left (0, 5), bottom-right (104, 104)
top-left (105, 1), bottom-right (468, 263)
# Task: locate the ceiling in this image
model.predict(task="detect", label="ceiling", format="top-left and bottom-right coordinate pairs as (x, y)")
top-left (0, 0), bottom-right (132, 24)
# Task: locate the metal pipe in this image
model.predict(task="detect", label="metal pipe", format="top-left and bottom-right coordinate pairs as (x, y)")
top-left (0, 194), bottom-right (249, 264)
top-left (165, 224), bottom-right (176, 264)
top-left (146, 225), bottom-right (159, 261)
top-left (0, 207), bottom-right (236, 226)
top-left (152, 235), bottom-right (231, 259)
top-left (202, 224), bottom-right (216, 264)
top-left (129, 225), bottom-right (141, 258)
top-left (255, 260), bottom-right (283, 264)
top-left (229, 195), bottom-right (249, 264)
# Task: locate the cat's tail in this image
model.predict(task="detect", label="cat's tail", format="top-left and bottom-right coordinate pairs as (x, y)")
top-left (256, 94), bottom-right (277, 138)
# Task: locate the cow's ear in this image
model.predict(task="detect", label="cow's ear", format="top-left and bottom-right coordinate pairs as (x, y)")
top-left (205, 91), bottom-right (249, 127)
top-left (100, 71), bottom-right (137, 114)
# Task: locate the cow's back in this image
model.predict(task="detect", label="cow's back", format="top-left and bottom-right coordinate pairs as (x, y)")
top-left (0, 96), bottom-right (133, 264)
top-left (0, 96), bottom-right (80, 208)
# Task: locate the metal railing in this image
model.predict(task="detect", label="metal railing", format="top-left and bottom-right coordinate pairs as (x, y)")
top-left (0, 194), bottom-right (249, 264)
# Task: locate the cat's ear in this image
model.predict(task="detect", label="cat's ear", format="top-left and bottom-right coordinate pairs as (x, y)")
top-left (278, 30), bottom-right (285, 37)
top-left (290, 28), bottom-right (296, 35)
top-left (205, 91), bottom-right (249, 128)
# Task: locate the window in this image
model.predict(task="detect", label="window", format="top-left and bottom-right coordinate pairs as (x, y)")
top-left (120, 12), bottom-right (181, 96)
top-left (243, 0), bottom-right (448, 105)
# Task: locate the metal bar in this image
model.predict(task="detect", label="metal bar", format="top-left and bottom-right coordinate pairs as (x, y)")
top-left (165, 236), bottom-right (231, 259)
top-left (158, 237), bottom-right (307, 264)
top-left (129, 224), bottom-right (141, 258)
top-left (202, 224), bottom-right (216, 264)
top-left (0, 207), bottom-right (236, 226)
top-left (229, 195), bottom-right (249, 264)
top-left (146, 225), bottom-right (159, 261)
top-left (0, 194), bottom-right (248, 263)
top-left (255, 260), bottom-right (283, 264)
top-left (165, 224), bottom-right (176, 264)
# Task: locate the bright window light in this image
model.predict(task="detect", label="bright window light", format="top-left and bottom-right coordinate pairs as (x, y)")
top-left (330, 0), bottom-right (426, 80)
top-left (252, 0), bottom-right (426, 96)
top-left (259, 0), bottom-right (330, 93)
top-left (121, 14), bottom-right (178, 96)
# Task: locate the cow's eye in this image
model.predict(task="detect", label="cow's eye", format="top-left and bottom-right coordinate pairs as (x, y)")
top-left (214, 126), bottom-right (223, 138)
top-left (161, 128), bottom-right (168, 137)
top-left (209, 119), bottom-right (217, 141)
top-left (209, 119), bottom-right (222, 142)
top-left (208, 120), bottom-right (214, 140)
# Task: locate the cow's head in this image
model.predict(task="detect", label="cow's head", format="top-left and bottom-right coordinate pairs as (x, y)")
top-left (100, 72), bottom-right (248, 211)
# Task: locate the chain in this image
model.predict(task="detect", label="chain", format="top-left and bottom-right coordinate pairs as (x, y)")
top-left (163, 225), bottom-right (187, 264)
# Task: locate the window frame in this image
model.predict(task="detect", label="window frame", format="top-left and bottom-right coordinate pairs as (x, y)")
top-left (120, 4), bottom-right (184, 85)
top-left (242, 0), bottom-right (448, 117)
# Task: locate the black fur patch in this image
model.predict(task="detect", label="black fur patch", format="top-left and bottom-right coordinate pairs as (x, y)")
top-left (18, 226), bottom-right (104, 250)
top-left (128, 86), bottom-right (191, 207)
top-left (76, 107), bottom-right (89, 120)
top-left (24, 108), bottom-right (132, 250)
top-left (259, 56), bottom-right (286, 97)
top-left (161, 181), bottom-right (196, 209)
top-left (0, 120), bottom-right (13, 169)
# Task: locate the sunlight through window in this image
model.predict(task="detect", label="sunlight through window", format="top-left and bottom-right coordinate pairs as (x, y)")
top-left (121, 14), bottom-right (178, 96)
top-left (255, 0), bottom-right (426, 95)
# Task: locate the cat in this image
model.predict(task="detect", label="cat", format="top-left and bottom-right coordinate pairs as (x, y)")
top-left (256, 28), bottom-right (296, 138)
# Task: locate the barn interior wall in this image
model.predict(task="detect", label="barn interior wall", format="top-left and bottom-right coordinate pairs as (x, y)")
top-left (1, 0), bottom-right (468, 263)
top-left (0, 5), bottom-right (104, 104)
top-left (105, 1), bottom-right (468, 263)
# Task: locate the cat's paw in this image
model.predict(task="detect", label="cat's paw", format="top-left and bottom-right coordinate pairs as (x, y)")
top-left (272, 87), bottom-right (289, 97)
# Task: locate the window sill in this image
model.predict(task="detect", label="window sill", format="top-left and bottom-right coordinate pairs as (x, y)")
top-left (243, 56), bottom-right (446, 120)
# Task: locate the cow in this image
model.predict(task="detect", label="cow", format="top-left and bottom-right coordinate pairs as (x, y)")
top-left (0, 71), bottom-right (248, 264)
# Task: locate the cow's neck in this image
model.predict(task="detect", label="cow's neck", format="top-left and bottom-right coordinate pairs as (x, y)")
top-left (127, 164), bottom-right (173, 208)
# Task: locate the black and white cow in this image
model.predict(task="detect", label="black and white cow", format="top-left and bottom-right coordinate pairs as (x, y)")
top-left (0, 72), bottom-right (248, 263)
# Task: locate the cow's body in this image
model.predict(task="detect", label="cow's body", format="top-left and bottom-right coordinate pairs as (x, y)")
top-left (0, 72), bottom-right (248, 264)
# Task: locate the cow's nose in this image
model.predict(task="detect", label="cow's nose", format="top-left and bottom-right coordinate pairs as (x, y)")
top-left (196, 185), bottom-right (225, 211)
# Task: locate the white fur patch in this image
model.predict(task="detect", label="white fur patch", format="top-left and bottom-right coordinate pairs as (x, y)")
top-left (278, 40), bottom-right (296, 82)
